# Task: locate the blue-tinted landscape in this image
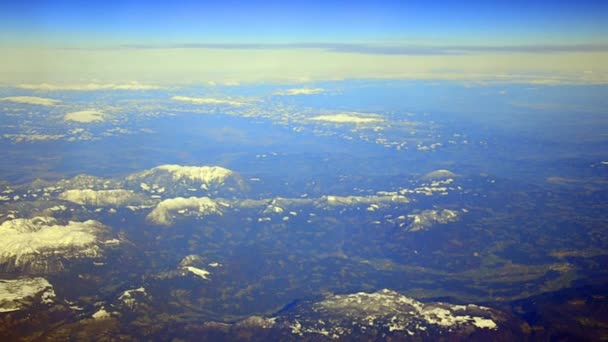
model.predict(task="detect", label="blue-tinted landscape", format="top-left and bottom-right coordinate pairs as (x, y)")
top-left (1, 1), bottom-right (608, 340)
top-left (1, 81), bottom-right (607, 340)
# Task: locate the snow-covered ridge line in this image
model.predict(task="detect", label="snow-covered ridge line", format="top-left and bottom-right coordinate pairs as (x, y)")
top-left (127, 164), bottom-right (243, 191)
top-left (406, 209), bottom-right (460, 232)
top-left (283, 289), bottom-right (498, 338)
top-left (0, 217), bottom-right (110, 271)
top-left (317, 289), bottom-right (497, 330)
top-left (58, 189), bottom-right (140, 206)
top-left (145, 192), bottom-right (413, 226)
top-left (154, 165), bottom-right (235, 183)
top-left (146, 196), bottom-right (222, 225)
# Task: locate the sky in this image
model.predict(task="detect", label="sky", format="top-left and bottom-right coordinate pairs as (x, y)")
top-left (0, 0), bottom-right (607, 85)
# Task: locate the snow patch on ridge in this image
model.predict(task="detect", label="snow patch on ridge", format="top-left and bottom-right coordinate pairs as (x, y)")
top-left (184, 266), bottom-right (211, 280)
top-left (119, 287), bottom-right (147, 308)
top-left (179, 255), bottom-right (212, 280)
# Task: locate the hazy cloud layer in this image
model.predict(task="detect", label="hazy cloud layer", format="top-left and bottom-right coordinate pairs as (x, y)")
top-left (118, 42), bottom-right (608, 55)
top-left (2, 46), bottom-right (606, 85)
top-left (17, 82), bottom-right (163, 91)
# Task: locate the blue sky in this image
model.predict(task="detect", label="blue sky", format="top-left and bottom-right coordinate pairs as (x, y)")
top-left (2, 0), bottom-right (607, 46)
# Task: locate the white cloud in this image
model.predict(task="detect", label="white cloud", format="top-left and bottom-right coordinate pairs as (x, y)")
top-left (16, 82), bottom-right (163, 91)
top-left (0, 96), bottom-right (61, 106)
top-left (171, 96), bottom-right (245, 106)
top-left (146, 196), bottom-right (222, 225)
top-left (273, 87), bottom-right (324, 96)
top-left (309, 113), bottom-right (383, 124)
top-left (64, 110), bottom-right (104, 123)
